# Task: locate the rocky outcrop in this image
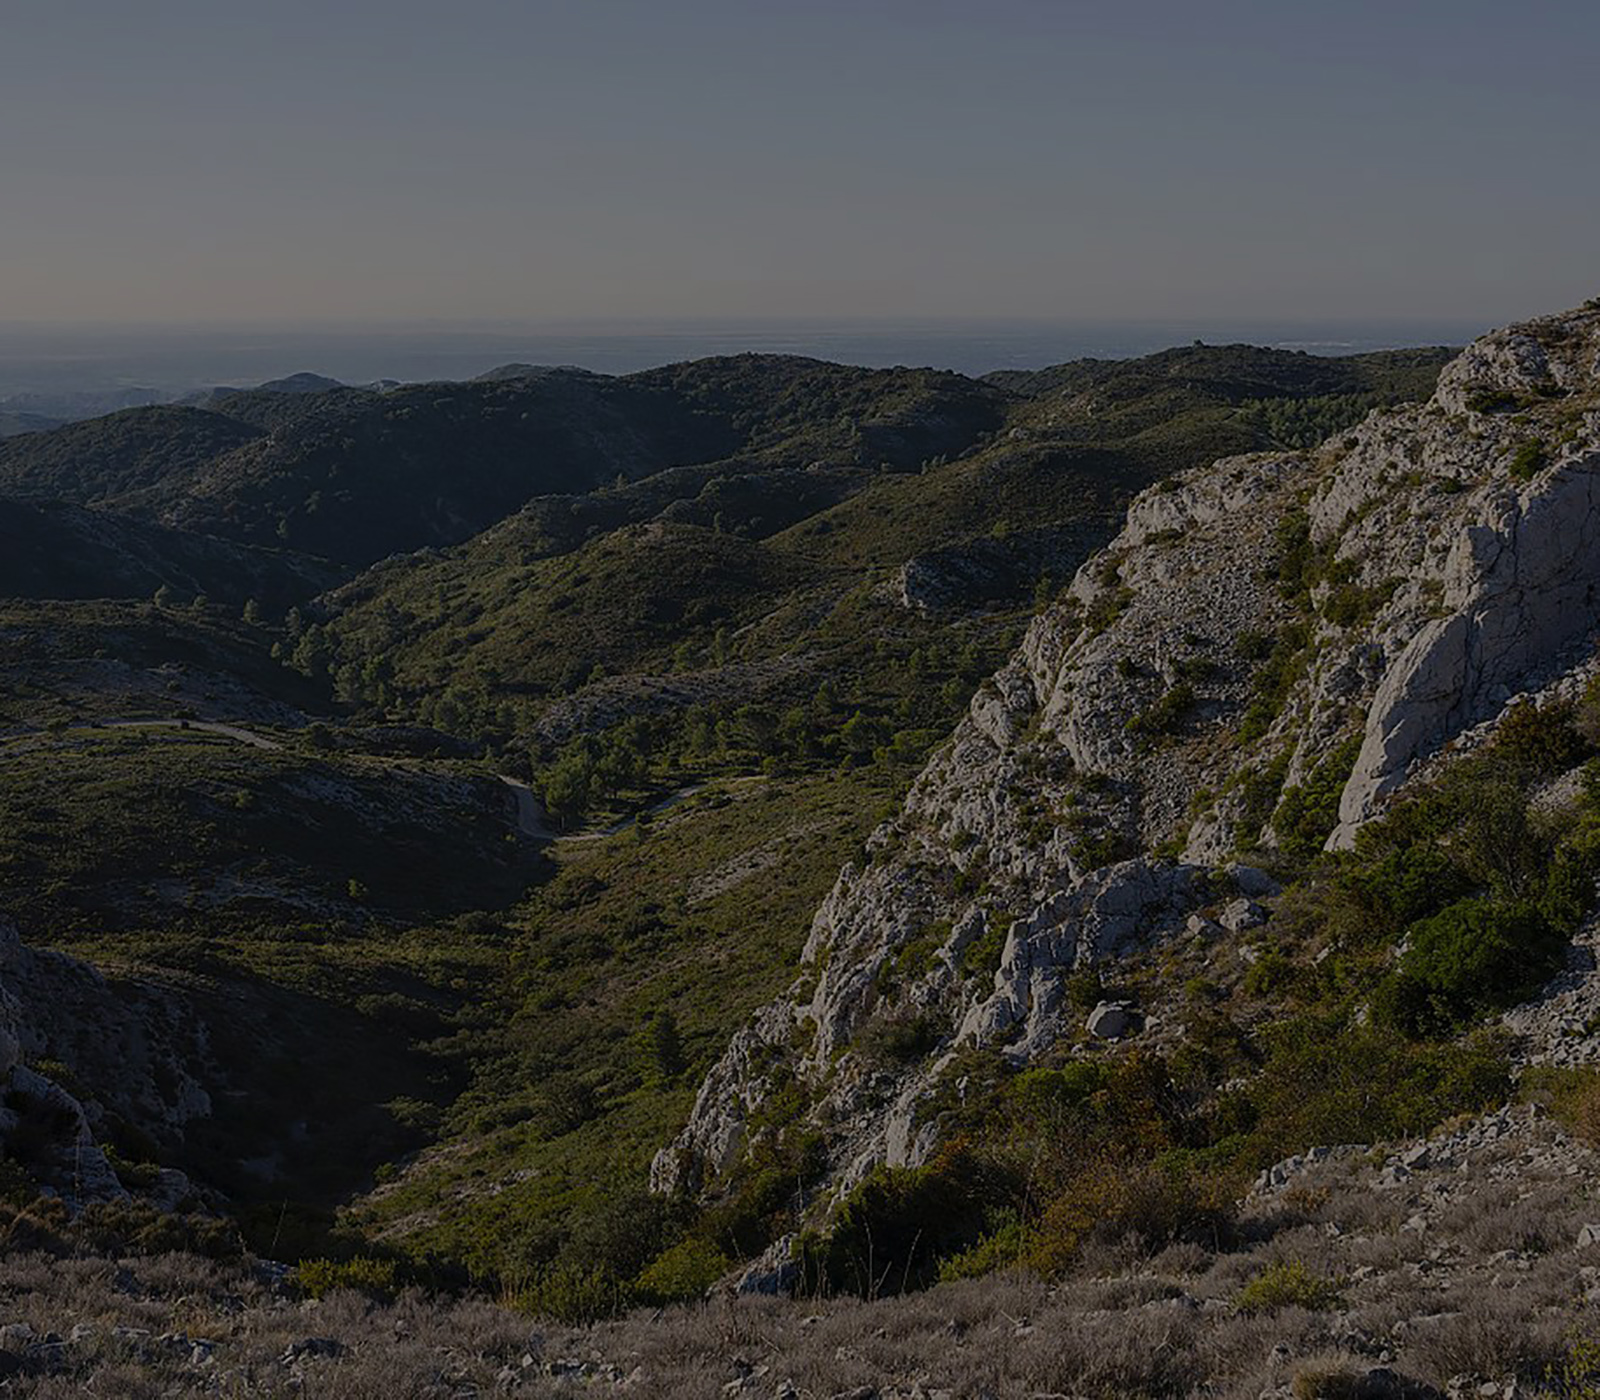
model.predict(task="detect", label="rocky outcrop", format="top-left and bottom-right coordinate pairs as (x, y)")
top-left (954, 858), bottom-right (1197, 1059)
top-left (0, 920), bottom-right (210, 1208)
top-left (657, 299), bottom-right (1600, 1235)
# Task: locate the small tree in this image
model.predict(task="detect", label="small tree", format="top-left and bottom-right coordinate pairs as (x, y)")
top-left (641, 1010), bottom-right (686, 1087)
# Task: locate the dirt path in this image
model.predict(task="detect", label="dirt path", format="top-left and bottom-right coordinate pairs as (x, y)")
top-left (101, 718), bottom-right (282, 750)
top-left (497, 775), bottom-right (557, 841)
top-left (0, 717), bottom-right (285, 758)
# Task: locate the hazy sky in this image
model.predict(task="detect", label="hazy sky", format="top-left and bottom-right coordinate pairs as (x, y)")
top-left (3, 0), bottom-right (1596, 326)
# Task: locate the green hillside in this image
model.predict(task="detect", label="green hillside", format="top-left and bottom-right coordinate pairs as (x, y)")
top-left (0, 496), bottom-right (338, 607)
top-left (0, 341), bottom-right (1456, 1292)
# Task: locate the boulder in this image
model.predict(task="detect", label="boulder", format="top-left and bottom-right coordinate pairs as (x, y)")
top-left (1219, 898), bottom-right (1268, 932)
top-left (732, 1236), bottom-right (800, 1296)
top-left (1086, 1000), bottom-right (1138, 1040)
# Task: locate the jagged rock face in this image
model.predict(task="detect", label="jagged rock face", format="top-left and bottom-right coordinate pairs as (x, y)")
top-left (0, 922), bottom-right (212, 1137)
top-left (656, 299), bottom-right (1600, 1216)
top-left (0, 920), bottom-right (210, 1208)
top-left (954, 859), bottom-right (1199, 1060)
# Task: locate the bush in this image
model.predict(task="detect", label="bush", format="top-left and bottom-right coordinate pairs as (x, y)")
top-left (1233, 629), bottom-right (1275, 662)
top-left (856, 1008), bottom-right (943, 1064)
top-left (1063, 967), bottom-right (1105, 1011)
top-left (953, 921), bottom-right (1004, 985)
top-left (1376, 897), bottom-right (1564, 1036)
top-left (1024, 1157), bottom-right (1233, 1275)
top-left (1550, 1332), bottom-right (1600, 1400)
top-left (1237, 623), bottom-right (1311, 743)
top-left (1245, 1019), bottom-right (1510, 1160)
top-left (1491, 699), bottom-right (1587, 777)
top-left (517, 1261), bottom-right (632, 1322)
top-left (1007, 1062), bottom-right (1110, 1118)
top-left (292, 1255), bottom-right (401, 1300)
top-left (1273, 736), bottom-right (1362, 860)
top-left (1236, 1259), bottom-right (1340, 1313)
top-left (798, 1145), bottom-right (1006, 1296)
top-left (1126, 681), bottom-right (1196, 739)
top-left (1524, 1066), bottom-right (1600, 1150)
top-left (1334, 837), bottom-right (1467, 939)
top-left (1242, 948), bottom-right (1298, 997)
top-left (75, 1202), bottom-right (242, 1260)
top-left (633, 1236), bottom-right (731, 1304)
top-left (1509, 438), bottom-right (1548, 480)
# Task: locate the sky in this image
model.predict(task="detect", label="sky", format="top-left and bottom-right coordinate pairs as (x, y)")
top-left (2, 0), bottom-right (1597, 328)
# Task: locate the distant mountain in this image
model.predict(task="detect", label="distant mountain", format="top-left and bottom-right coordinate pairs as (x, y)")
top-left (472, 362), bottom-right (593, 381)
top-left (256, 371), bottom-right (345, 394)
top-left (0, 386), bottom-right (169, 421)
top-left (0, 409), bottom-right (60, 438)
top-left (0, 495), bottom-right (339, 607)
top-left (0, 354), bottom-right (1007, 565)
top-left (316, 344), bottom-right (1452, 751)
top-left (0, 405), bottom-right (264, 503)
top-left (179, 370), bottom-right (346, 411)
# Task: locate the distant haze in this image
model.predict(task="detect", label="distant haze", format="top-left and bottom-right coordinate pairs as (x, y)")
top-left (0, 319), bottom-right (1483, 408)
top-left (2, 0), bottom-right (1596, 328)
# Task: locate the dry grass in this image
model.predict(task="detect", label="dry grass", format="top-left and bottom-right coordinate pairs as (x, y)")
top-left (1, 1116), bottom-right (1595, 1397)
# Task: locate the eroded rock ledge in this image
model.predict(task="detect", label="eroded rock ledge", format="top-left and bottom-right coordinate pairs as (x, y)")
top-left (655, 300), bottom-right (1600, 1216)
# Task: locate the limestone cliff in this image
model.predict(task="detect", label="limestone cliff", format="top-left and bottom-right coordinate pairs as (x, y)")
top-left (0, 921), bottom-right (209, 1209)
top-left (654, 298), bottom-right (1600, 1213)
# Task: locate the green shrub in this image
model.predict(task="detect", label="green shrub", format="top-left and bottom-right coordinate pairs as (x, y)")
top-left (291, 1255), bottom-right (401, 1300)
top-left (1235, 752), bottom-right (1291, 844)
top-left (959, 918), bottom-right (1009, 980)
top-left (1465, 387), bottom-right (1520, 413)
top-left (1237, 623), bottom-right (1311, 743)
top-left (1063, 967), bottom-right (1105, 1011)
top-left (1085, 586), bottom-right (1134, 633)
top-left (1245, 1019), bottom-right (1509, 1159)
top-left (1509, 438), bottom-right (1548, 480)
top-left (633, 1237), bottom-right (731, 1304)
top-left (1491, 700), bottom-right (1587, 777)
top-left (798, 1146), bottom-right (1004, 1296)
top-left (1334, 837), bottom-right (1466, 939)
top-left (1321, 577), bottom-right (1397, 628)
top-left (74, 1202), bottom-right (241, 1260)
top-left (1273, 736), bottom-right (1362, 860)
top-left (1272, 510), bottom-right (1317, 599)
top-left (517, 1261), bottom-right (633, 1322)
top-left (1175, 655), bottom-right (1217, 684)
top-left (1126, 681), bottom-right (1195, 739)
top-left (1233, 629), bottom-right (1274, 662)
top-left (1007, 1062), bottom-right (1110, 1118)
top-left (1524, 1066), bottom-right (1600, 1150)
top-left (1236, 1259), bottom-right (1340, 1313)
top-left (1242, 948), bottom-right (1298, 997)
top-left (1024, 1157), bottom-right (1234, 1276)
top-left (0, 1157), bottom-right (38, 1207)
top-left (857, 1009), bottom-right (943, 1064)
top-left (936, 1212), bottom-right (1025, 1281)
top-left (1376, 897), bottom-right (1563, 1036)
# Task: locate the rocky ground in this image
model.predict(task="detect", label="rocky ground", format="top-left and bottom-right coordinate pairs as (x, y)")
top-left (2, 1101), bottom-right (1598, 1397)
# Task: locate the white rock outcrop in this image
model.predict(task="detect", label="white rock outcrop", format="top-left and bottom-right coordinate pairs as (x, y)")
top-left (658, 299), bottom-right (1600, 1229)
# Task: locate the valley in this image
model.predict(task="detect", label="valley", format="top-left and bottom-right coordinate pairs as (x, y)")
top-left (5, 313), bottom-right (1600, 1394)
